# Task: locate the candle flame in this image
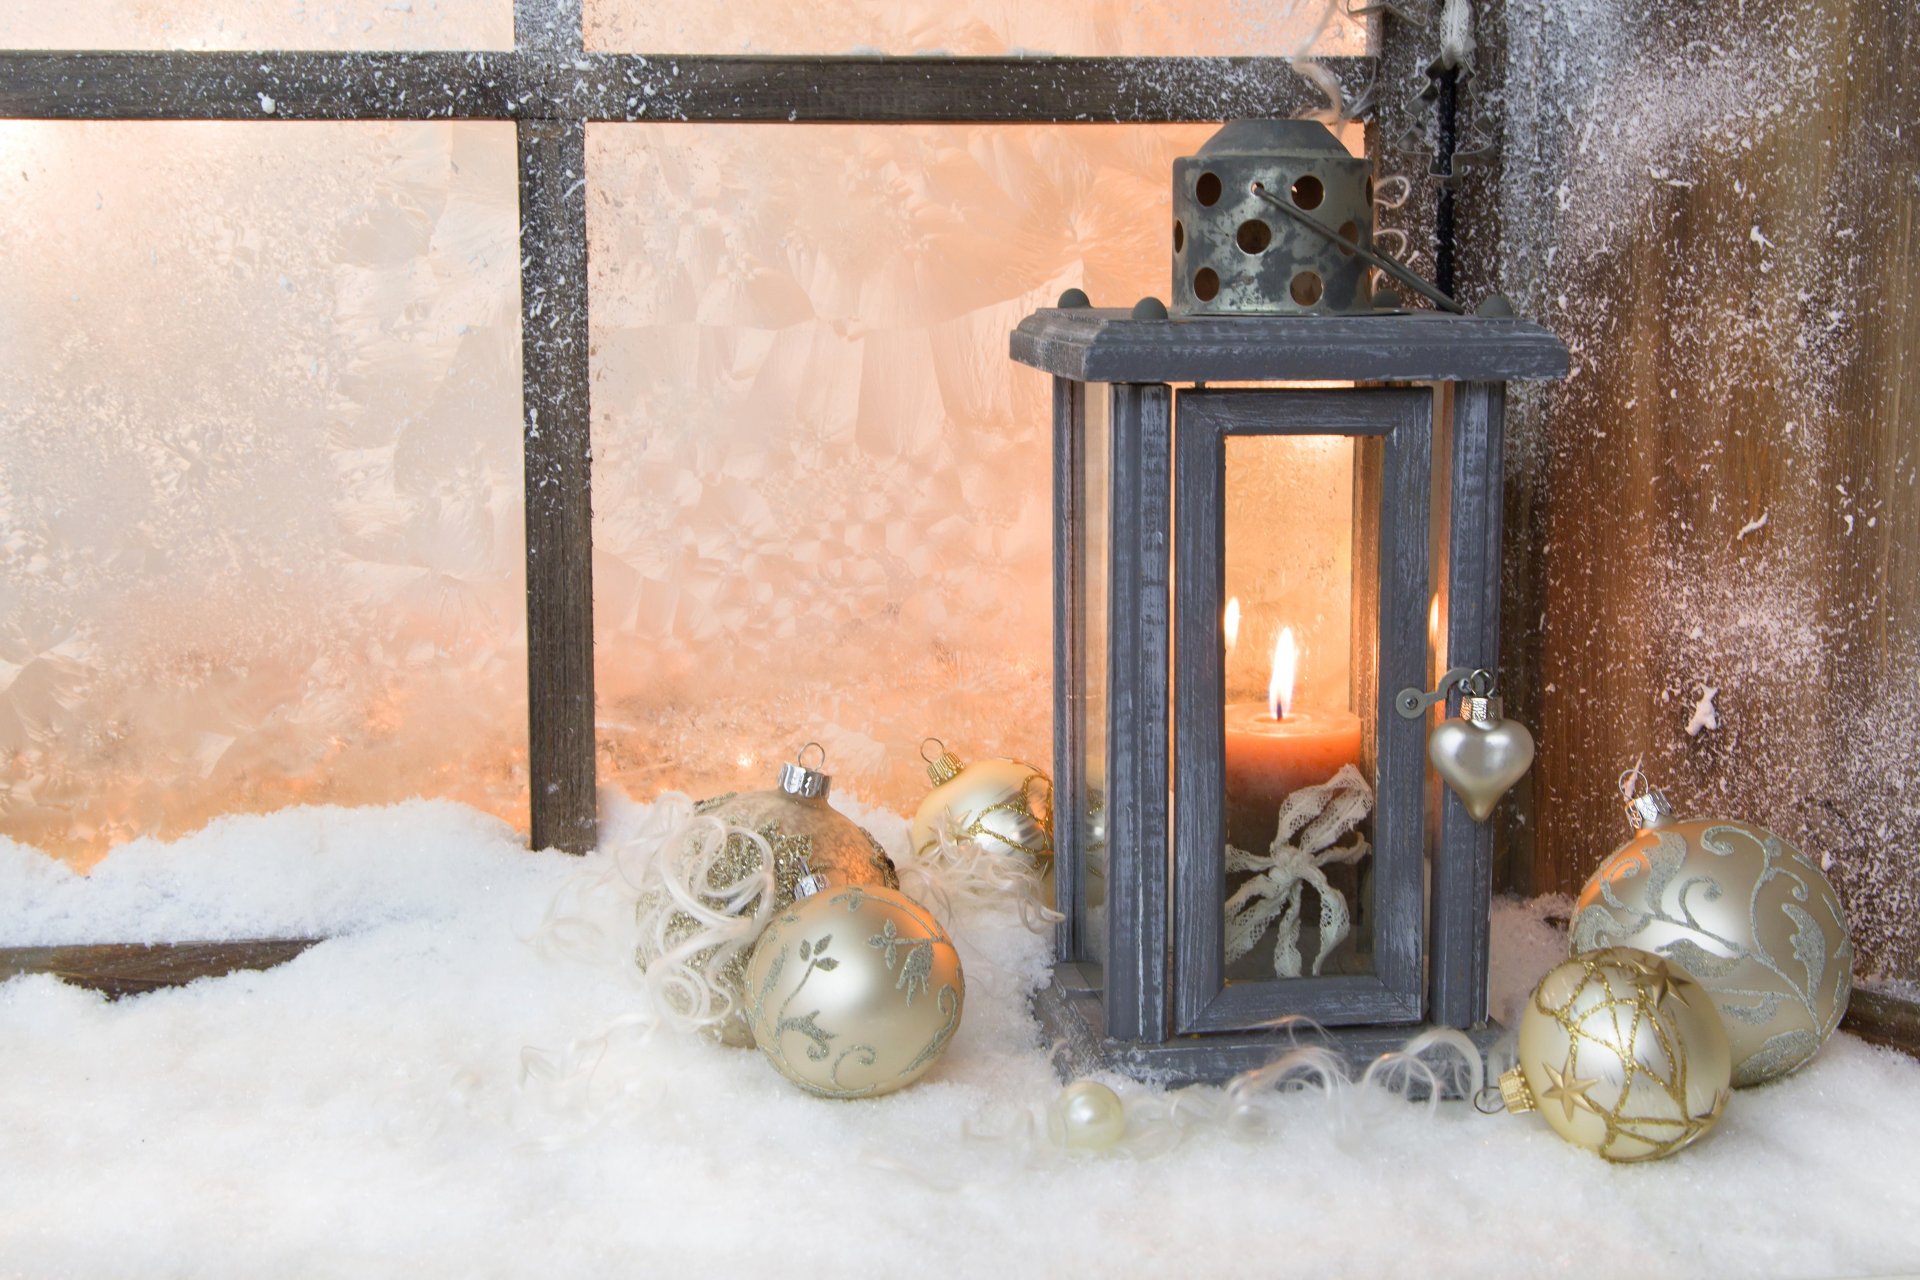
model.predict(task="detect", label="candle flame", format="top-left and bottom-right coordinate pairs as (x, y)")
top-left (1269, 626), bottom-right (1297, 720)
top-left (1224, 597), bottom-right (1241, 652)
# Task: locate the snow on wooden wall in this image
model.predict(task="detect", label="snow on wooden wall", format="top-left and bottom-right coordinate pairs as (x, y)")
top-left (1470, 0), bottom-right (1919, 980)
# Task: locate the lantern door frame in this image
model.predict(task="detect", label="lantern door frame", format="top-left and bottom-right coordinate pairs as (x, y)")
top-left (1171, 387), bottom-right (1431, 1034)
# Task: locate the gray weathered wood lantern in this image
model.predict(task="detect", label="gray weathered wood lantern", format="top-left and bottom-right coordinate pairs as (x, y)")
top-left (1012, 119), bottom-right (1568, 1085)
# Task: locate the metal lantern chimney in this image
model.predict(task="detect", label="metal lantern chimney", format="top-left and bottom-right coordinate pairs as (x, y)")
top-left (1171, 119), bottom-right (1375, 316)
top-left (1010, 119), bottom-right (1569, 1086)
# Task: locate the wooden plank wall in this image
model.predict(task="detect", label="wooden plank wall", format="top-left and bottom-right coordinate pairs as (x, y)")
top-left (1441, 0), bottom-right (1918, 980)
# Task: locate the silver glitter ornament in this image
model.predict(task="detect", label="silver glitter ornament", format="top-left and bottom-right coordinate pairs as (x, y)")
top-left (745, 878), bottom-right (964, 1098)
top-left (635, 745), bottom-right (900, 1047)
top-left (1570, 771), bottom-right (1852, 1087)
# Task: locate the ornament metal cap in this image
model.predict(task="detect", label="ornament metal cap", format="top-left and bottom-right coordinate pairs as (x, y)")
top-left (920, 737), bottom-right (965, 788)
top-left (1497, 1066), bottom-right (1536, 1114)
top-left (1619, 764), bottom-right (1677, 831)
top-left (1460, 694), bottom-right (1504, 728)
top-left (778, 742), bottom-right (832, 800)
top-left (792, 854), bottom-right (830, 900)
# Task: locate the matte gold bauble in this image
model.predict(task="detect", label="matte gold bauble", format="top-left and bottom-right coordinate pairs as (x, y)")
top-left (908, 739), bottom-right (1053, 864)
top-left (634, 747), bottom-right (899, 1046)
top-left (1570, 777), bottom-right (1852, 1086)
top-left (1500, 947), bottom-right (1732, 1162)
top-left (745, 881), bottom-right (964, 1098)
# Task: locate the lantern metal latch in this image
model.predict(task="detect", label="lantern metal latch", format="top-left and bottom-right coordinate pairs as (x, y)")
top-left (1395, 666), bottom-right (1496, 719)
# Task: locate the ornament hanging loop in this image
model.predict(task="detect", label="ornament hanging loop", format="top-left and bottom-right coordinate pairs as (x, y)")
top-left (1617, 757), bottom-right (1677, 831)
top-left (779, 742), bottom-right (832, 799)
top-left (919, 736), bottom-right (966, 787)
top-left (793, 852), bottom-right (829, 900)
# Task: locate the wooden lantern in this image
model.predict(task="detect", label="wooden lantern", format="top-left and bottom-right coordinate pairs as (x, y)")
top-left (1012, 300), bottom-right (1567, 1085)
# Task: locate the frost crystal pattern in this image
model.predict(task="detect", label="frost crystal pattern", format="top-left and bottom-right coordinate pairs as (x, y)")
top-left (585, 0), bottom-right (1363, 56)
top-left (1, 0), bottom-right (511, 50)
top-left (0, 122), bottom-right (525, 862)
top-left (587, 123), bottom-right (1215, 809)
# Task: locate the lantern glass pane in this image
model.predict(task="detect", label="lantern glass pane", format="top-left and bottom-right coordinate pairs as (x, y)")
top-left (0, 121), bottom-right (527, 864)
top-left (0, 0), bottom-right (512, 49)
top-left (585, 121), bottom-right (1211, 809)
top-left (1219, 433), bottom-right (1376, 983)
top-left (1078, 385), bottom-right (1111, 980)
top-left (583, 0), bottom-right (1365, 56)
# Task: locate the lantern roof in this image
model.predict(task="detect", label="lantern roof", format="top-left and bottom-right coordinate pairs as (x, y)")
top-left (1196, 118), bottom-right (1349, 157)
top-left (1009, 308), bottom-right (1569, 384)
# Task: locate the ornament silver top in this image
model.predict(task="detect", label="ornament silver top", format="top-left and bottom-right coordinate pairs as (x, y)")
top-left (1619, 766), bottom-right (1677, 831)
top-left (1459, 694), bottom-right (1504, 728)
top-left (792, 859), bottom-right (830, 900)
top-left (778, 742), bottom-right (832, 800)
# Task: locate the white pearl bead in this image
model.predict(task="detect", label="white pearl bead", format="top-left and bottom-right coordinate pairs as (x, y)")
top-left (1051, 1080), bottom-right (1127, 1151)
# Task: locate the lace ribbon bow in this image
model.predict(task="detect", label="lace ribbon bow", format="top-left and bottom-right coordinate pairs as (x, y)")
top-left (1224, 764), bottom-right (1375, 978)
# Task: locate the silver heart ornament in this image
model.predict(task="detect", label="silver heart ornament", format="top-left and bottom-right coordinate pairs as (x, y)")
top-left (1429, 712), bottom-right (1535, 822)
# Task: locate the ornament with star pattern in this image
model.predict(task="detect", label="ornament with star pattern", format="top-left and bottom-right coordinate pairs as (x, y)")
top-left (1498, 947), bottom-right (1733, 1162)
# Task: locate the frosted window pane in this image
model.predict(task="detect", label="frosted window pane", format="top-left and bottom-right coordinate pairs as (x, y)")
top-left (0, 0), bottom-right (511, 50)
top-left (0, 122), bottom-right (525, 863)
top-left (588, 122), bottom-right (1214, 809)
top-left (585, 0), bottom-right (1363, 55)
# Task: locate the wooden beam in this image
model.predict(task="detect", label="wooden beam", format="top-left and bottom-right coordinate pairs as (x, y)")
top-left (0, 51), bottom-right (1372, 124)
top-left (0, 51), bottom-right (523, 120)
top-left (518, 116), bottom-right (597, 854)
top-left (1843, 988), bottom-right (1920, 1060)
top-left (0, 940), bottom-right (322, 998)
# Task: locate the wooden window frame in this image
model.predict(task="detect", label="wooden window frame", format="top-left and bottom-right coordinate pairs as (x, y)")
top-left (0, 1), bottom-right (1372, 853)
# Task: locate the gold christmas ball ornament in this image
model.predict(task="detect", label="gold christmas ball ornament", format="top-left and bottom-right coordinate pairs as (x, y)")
top-left (744, 877), bottom-right (964, 1098)
top-left (1498, 947), bottom-right (1732, 1162)
top-left (908, 738), bottom-right (1054, 864)
top-left (634, 745), bottom-right (900, 1047)
top-left (1048, 1080), bottom-right (1128, 1152)
top-left (1570, 771), bottom-right (1853, 1087)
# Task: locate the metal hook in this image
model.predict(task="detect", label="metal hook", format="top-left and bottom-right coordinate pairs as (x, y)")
top-left (1472, 1083), bottom-right (1507, 1115)
top-left (796, 741), bottom-right (827, 770)
top-left (1618, 756), bottom-right (1649, 803)
top-left (1249, 182), bottom-right (1467, 315)
top-left (1394, 666), bottom-right (1475, 719)
top-left (919, 737), bottom-right (947, 764)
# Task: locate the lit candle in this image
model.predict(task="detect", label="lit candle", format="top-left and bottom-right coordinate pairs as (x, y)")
top-left (1222, 626), bottom-right (1363, 844)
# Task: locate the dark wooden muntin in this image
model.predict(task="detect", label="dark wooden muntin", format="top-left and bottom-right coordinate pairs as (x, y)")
top-left (1016, 305), bottom-right (1567, 1087)
top-left (0, 52), bottom-right (1372, 124)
